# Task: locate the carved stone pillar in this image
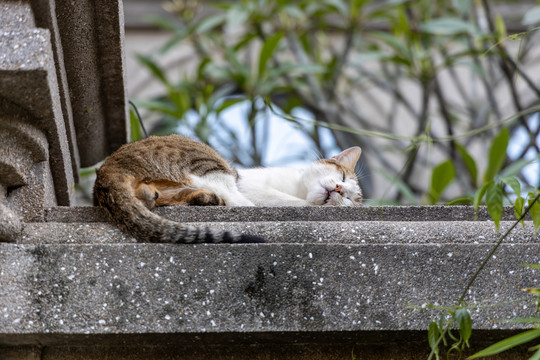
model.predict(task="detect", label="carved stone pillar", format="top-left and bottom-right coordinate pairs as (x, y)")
top-left (0, 0), bottom-right (128, 242)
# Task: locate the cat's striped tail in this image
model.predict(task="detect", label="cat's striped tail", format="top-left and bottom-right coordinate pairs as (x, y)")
top-left (94, 175), bottom-right (265, 244)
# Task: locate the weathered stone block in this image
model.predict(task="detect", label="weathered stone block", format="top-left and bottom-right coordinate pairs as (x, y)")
top-left (1, 206), bottom-right (539, 360)
top-left (54, 0), bottom-right (128, 167)
top-left (0, 28), bottom-right (75, 206)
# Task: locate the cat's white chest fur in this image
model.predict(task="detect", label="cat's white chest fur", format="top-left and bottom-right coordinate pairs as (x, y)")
top-left (237, 168), bottom-right (309, 206)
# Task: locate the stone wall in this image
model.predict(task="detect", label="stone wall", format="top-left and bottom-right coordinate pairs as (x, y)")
top-left (1, 206), bottom-right (540, 359)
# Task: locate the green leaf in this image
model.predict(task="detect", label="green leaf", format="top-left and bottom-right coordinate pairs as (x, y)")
top-left (323, 0), bottom-right (349, 15)
top-left (484, 127), bottom-right (509, 182)
top-left (225, 6), bottom-right (249, 31)
top-left (215, 97), bottom-right (247, 114)
top-left (494, 14), bottom-right (507, 40)
top-left (258, 32), bottom-right (284, 79)
top-left (369, 31), bottom-right (411, 63)
top-left (195, 13), bottom-right (227, 34)
top-left (267, 63), bottom-right (326, 80)
top-left (486, 183), bottom-right (504, 231)
top-left (456, 143), bottom-right (478, 188)
top-left (129, 108), bottom-right (142, 142)
top-left (428, 321), bottom-right (441, 359)
top-left (473, 181), bottom-right (493, 220)
top-left (523, 6), bottom-right (540, 25)
top-left (529, 348), bottom-right (540, 360)
top-left (136, 54), bottom-right (168, 85)
top-left (376, 168), bottom-right (417, 204)
top-left (429, 160), bottom-right (456, 204)
top-left (495, 14), bottom-right (508, 39)
top-left (501, 176), bottom-right (521, 197)
top-left (523, 264), bottom-right (540, 270)
top-left (529, 195), bottom-right (540, 236)
top-left (452, 0), bottom-right (471, 15)
top-left (146, 16), bottom-right (182, 31)
top-left (159, 31), bottom-right (189, 54)
top-left (447, 197), bottom-right (473, 205)
top-left (131, 99), bottom-right (182, 118)
top-left (499, 157), bottom-right (539, 179)
top-left (515, 196), bottom-right (526, 226)
top-left (421, 17), bottom-right (477, 36)
top-left (456, 308), bottom-right (472, 346)
top-left (468, 329), bottom-right (540, 359)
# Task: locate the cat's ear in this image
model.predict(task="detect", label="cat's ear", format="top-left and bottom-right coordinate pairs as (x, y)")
top-left (332, 147), bottom-right (362, 169)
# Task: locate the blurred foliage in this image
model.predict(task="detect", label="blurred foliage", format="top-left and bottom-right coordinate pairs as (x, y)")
top-left (134, 0), bottom-right (540, 206)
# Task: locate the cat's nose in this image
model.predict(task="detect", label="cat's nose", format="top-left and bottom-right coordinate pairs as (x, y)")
top-left (334, 184), bottom-right (343, 194)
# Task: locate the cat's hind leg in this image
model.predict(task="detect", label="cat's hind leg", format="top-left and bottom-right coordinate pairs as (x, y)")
top-left (156, 187), bottom-right (225, 206)
top-left (189, 173), bottom-right (254, 206)
top-left (137, 179), bottom-right (225, 207)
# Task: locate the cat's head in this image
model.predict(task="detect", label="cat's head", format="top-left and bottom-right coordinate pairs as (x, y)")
top-left (302, 147), bottom-right (363, 206)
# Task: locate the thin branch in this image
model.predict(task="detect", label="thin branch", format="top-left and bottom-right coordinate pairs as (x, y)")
top-left (327, 23), bottom-right (356, 100)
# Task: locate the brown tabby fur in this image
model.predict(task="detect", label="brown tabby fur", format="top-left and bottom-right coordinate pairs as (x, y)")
top-left (94, 134), bottom-right (262, 244)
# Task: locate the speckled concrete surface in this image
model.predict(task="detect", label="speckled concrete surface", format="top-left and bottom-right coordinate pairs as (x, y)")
top-left (19, 220), bottom-right (540, 245)
top-left (2, 205), bottom-right (539, 359)
top-left (22, 205), bottom-right (521, 223)
top-left (1, 242), bottom-right (539, 338)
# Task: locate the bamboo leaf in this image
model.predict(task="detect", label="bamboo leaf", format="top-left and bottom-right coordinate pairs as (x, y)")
top-left (421, 17), bottom-right (477, 36)
top-left (136, 54), bottom-right (168, 85)
top-left (499, 157), bottom-right (539, 179)
top-left (215, 97), bottom-right (247, 114)
top-left (452, 0), bottom-right (471, 16)
top-left (447, 197), bottom-right (473, 205)
top-left (468, 329), bottom-right (540, 359)
top-left (486, 183), bottom-right (504, 231)
top-left (456, 142), bottom-right (478, 188)
top-left (515, 196), bottom-right (526, 226)
top-left (159, 31), bottom-right (189, 54)
top-left (369, 31), bottom-right (411, 62)
top-left (494, 14), bottom-right (507, 40)
top-left (146, 16), bottom-right (182, 31)
top-left (323, 0), bottom-right (349, 15)
top-left (129, 108), bottom-right (143, 142)
top-left (376, 168), bottom-right (417, 204)
top-left (529, 347), bottom-right (540, 360)
top-left (456, 308), bottom-right (472, 346)
top-left (429, 160), bottom-right (456, 204)
top-left (195, 13), bottom-right (227, 34)
top-left (501, 176), bottom-right (521, 197)
top-left (428, 321), bottom-right (441, 359)
top-left (131, 99), bottom-right (182, 118)
top-left (473, 181), bottom-right (493, 220)
top-left (529, 195), bottom-right (540, 235)
top-left (484, 127), bottom-right (509, 182)
top-left (258, 32), bottom-right (284, 78)
top-left (523, 6), bottom-right (540, 25)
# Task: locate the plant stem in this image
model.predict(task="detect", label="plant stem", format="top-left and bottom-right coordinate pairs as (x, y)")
top-left (458, 192), bottom-right (540, 305)
top-left (428, 193), bottom-right (540, 360)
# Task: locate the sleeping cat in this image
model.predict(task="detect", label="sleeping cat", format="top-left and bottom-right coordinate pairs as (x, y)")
top-left (94, 134), bottom-right (362, 244)
top-left (238, 146), bottom-right (362, 206)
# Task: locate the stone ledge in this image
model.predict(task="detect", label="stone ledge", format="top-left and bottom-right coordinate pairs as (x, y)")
top-left (22, 205), bottom-right (520, 223)
top-left (2, 206), bottom-right (539, 359)
top-left (1, 242), bottom-right (539, 339)
top-left (18, 221), bottom-right (539, 245)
